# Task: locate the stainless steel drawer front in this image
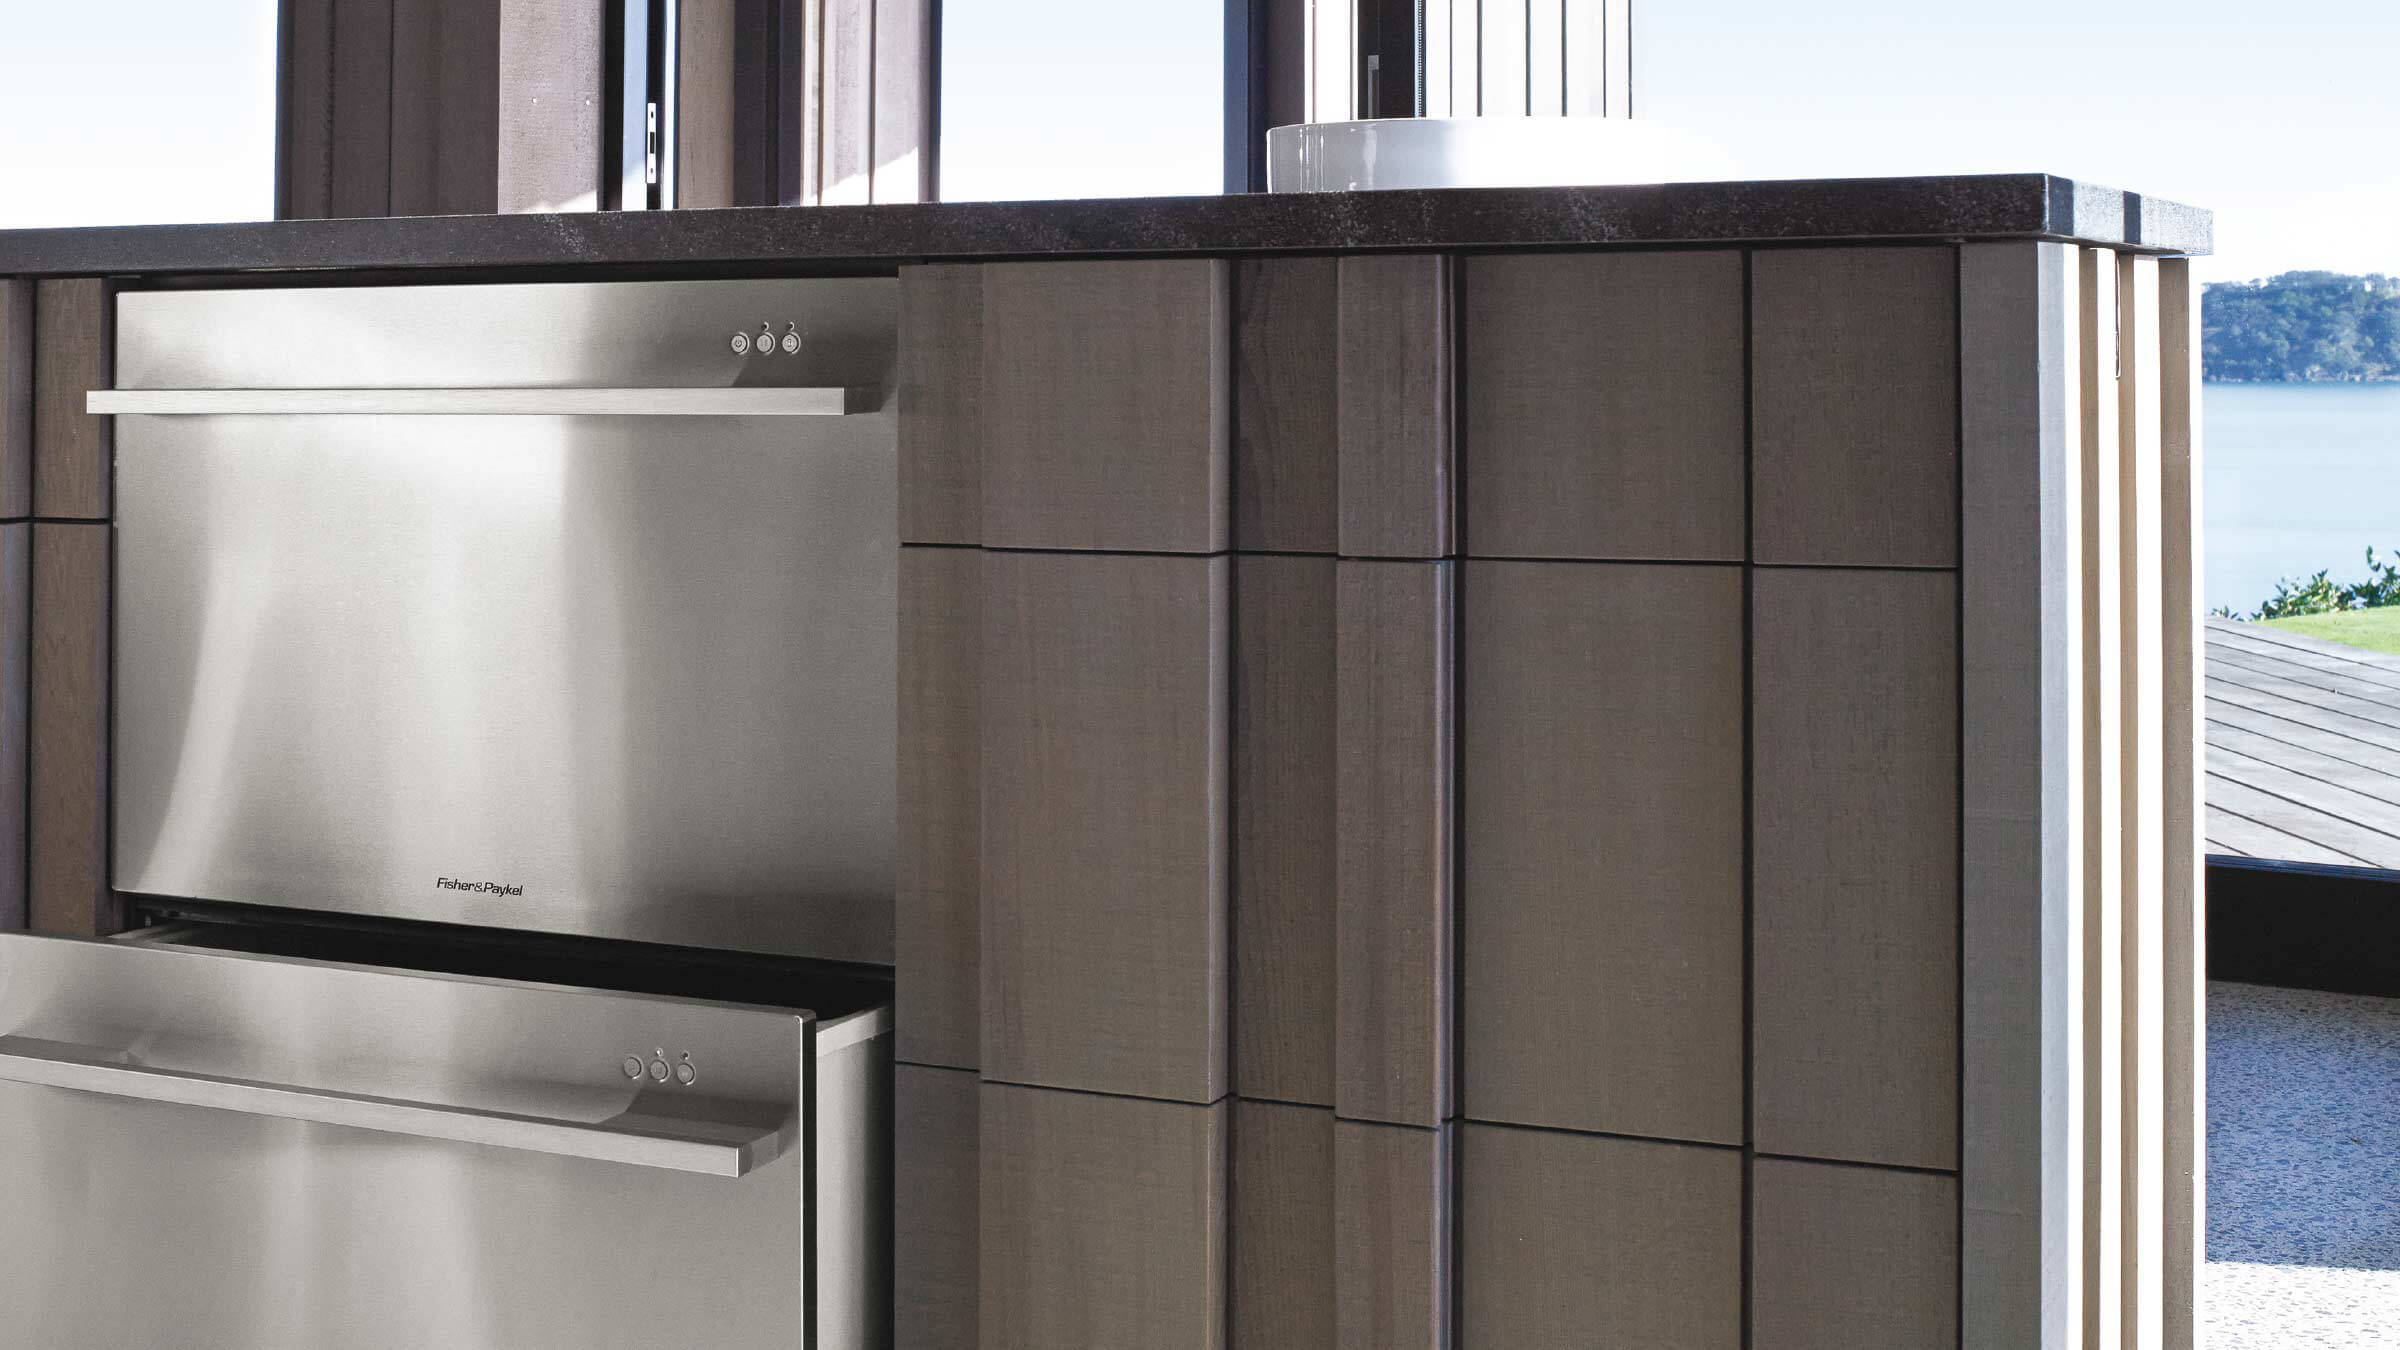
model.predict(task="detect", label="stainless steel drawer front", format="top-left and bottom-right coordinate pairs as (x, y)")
top-left (0, 929), bottom-right (891, 1349)
top-left (109, 278), bottom-right (897, 963)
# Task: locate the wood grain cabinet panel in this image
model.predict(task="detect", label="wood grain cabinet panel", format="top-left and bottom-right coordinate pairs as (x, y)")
top-left (1753, 567), bottom-right (1960, 1170)
top-left (1334, 1120), bottom-right (1450, 1350)
top-left (898, 265), bottom-right (984, 545)
top-left (981, 1083), bottom-right (1228, 1350)
top-left (1338, 255), bottom-right (1455, 559)
top-left (33, 279), bottom-right (111, 521)
top-left (980, 551), bottom-right (1229, 1102)
top-left (979, 260), bottom-right (1230, 553)
top-left (1462, 252), bottom-right (1746, 560)
top-left (1234, 555), bottom-right (1337, 1105)
top-left (0, 525), bottom-right (24, 931)
top-left (1457, 1124), bottom-right (1742, 1348)
top-left (896, 1064), bottom-right (979, 1350)
top-left (1232, 1101), bottom-right (1335, 1349)
top-left (1, 280), bottom-right (30, 518)
top-left (1751, 1157), bottom-right (1959, 1349)
top-left (1234, 258), bottom-right (1340, 553)
top-left (1461, 561), bottom-right (1744, 1143)
top-left (1335, 560), bottom-right (1454, 1127)
top-left (898, 546), bottom-right (980, 1069)
top-left (29, 523), bottom-right (115, 937)
top-left (1752, 246), bottom-right (1959, 568)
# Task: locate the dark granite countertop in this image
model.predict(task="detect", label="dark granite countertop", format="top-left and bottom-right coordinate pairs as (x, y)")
top-left (0, 174), bottom-right (2208, 279)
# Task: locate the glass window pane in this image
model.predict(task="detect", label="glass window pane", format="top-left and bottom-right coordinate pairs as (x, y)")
top-left (0, 4), bottom-right (279, 228)
top-left (939, 0), bottom-right (1225, 202)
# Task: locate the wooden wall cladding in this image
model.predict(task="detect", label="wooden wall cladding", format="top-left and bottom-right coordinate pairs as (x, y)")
top-left (28, 523), bottom-right (115, 938)
top-left (980, 1083), bottom-right (1228, 1350)
top-left (1334, 560), bottom-right (1454, 1128)
top-left (32, 280), bottom-right (110, 521)
top-left (1462, 251), bottom-right (1745, 560)
top-left (495, 0), bottom-right (605, 213)
top-left (897, 545), bottom-right (980, 1070)
top-left (1460, 561), bottom-right (1745, 1143)
top-left (895, 1063), bottom-right (979, 1350)
top-left (1751, 1157), bottom-right (1959, 1347)
top-left (1337, 255), bottom-right (1455, 558)
top-left (978, 261), bottom-right (1231, 554)
top-left (1233, 555), bottom-right (1337, 1106)
top-left (1752, 246), bottom-right (1960, 568)
top-left (281, 0), bottom-right (501, 218)
top-left (978, 550), bottom-right (1229, 1103)
top-left (1753, 566), bottom-right (1960, 1171)
top-left (1456, 1124), bottom-right (1741, 1346)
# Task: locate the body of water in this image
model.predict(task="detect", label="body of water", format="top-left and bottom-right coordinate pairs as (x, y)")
top-left (2206, 382), bottom-right (2400, 616)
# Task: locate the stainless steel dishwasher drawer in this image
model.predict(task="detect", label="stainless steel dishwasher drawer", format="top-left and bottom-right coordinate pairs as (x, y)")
top-left (0, 928), bottom-right (891, 1350)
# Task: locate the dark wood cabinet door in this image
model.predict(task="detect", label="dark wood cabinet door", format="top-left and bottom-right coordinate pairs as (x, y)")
top-left (1460, 561), bottom-right (1745, 1144)
top-left (898, 545), bottom-right (981, 1069)
top-left (0, 523), bottom-right (23, 932)
top-left (1753, 567), bottom-right (1960, 1170)
top-left (29, 522), bottom-right (115, 937)
top-left (1456, 1123), bottom-right (1741, 1348)
top-left (1334, 1119), bottom-right (1451, 1350)
top-left (979, 260), bottom-right (1230, 553)
top-left (0, 280), bottom-right (29, 519)
top-left (980, 1083), bottom-right (1228, 1350)
top-left (1752, 1157), bottom-right (1959, 1349)
top-left (1337, 255), bottom-right (1455, 559)
top-left (1752, 246), bottom-right (1960, 568)
top-left (1335, 560), bottom-right (1454, 1127)
top-left (1234, 258), bottom-right (1339, 554)
top-left (896, 1064), bottom-right (980, 1350)
top-left (1234, 555), bottom-right (1338, 1105)
top-left (32, 279), bottom-right (111, 521)
top-left (980, 551), bottom-right (1229, 1103)
top-left (1462, 251), bottom-right (1745, 561)
top-left (897, 265), bottom-right (985, 546)
top-left (1231, 1100), bottom-right (1335, 1348)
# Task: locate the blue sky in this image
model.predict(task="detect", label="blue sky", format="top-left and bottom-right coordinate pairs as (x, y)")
top-left (3, 1), bottom-right (2396, 282)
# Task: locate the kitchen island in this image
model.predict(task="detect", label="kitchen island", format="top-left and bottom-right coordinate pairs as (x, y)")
top-left (0, 175), bottom-right (2207, 1349)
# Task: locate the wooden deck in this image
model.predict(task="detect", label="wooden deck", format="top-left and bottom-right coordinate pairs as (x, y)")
top-left (2206, 618), bottom-right (2400, 869)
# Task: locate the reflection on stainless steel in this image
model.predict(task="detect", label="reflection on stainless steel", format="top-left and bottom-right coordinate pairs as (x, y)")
top-left (0, 928), bottom-right (891, 1349)
top-left (0, 1033), bottom-right (786, 1176)
top-left (87, 386), bottom-right (867, 416)
top-left (109, 278), bottom-right (898, 964)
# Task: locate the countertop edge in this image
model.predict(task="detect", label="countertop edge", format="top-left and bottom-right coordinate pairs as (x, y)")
top-left (0, 174), bottom-right (2211, 280)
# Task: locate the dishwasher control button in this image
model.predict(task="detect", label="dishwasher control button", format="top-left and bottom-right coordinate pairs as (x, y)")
top-left (755, 323), bottom-right (777, 354)
top-left (621, 1056), bottom-right (646, 1080)
top-left (674, 1058), bottom-right (698, 1087)
top-left (728, 332), bottom-right (751, 356)
top-left (648, 1057), bottom-right (671, 1083)
top-left (779, 324), bottom-right (802, 355)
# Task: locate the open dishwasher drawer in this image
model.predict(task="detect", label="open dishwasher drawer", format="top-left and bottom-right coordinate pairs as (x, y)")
top-left (0, 919), bottom-right (890, 1350)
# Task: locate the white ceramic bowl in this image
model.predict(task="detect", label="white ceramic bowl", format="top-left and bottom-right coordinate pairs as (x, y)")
top-left (1266, 116), bottom-right (1731, 193)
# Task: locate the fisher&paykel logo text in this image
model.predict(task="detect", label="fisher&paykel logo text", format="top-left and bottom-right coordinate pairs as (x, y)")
top-left (436, 877), bottom-right (526, 897)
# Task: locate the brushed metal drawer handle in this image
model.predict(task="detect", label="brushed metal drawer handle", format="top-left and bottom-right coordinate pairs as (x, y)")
top-left (86, 387), bottom-right (866, 417)
top-left (0, 1034), bottom-right (786, 1177)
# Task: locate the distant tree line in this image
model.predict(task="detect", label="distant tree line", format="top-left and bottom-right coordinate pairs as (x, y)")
top-left (2204, 271), bottom-right (2400, 382)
